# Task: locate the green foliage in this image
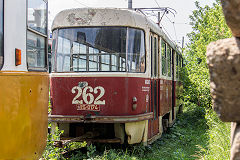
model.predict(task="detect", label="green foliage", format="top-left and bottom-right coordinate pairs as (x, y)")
top-left (69, 144), bottom-right (96, 160)
top-left (142, 102), bottom-right (208, 160)
top-left (183, 0), bottom-right (232, 159)
top-left (184, 0), bottom-right (232, 108)
top-left (198, 110), bottom-right (231, 160)
top-left (42, 127), bottom-right (65, 160)
top-left (42, 126), bottom-right (99, 160)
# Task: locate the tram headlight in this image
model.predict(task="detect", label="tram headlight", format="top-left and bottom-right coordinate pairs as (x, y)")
top-left (132, 97), bottom-right (137, 111)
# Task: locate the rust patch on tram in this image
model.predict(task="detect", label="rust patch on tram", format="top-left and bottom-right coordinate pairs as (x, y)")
top-left (67, 9), bottom-right (96, 25)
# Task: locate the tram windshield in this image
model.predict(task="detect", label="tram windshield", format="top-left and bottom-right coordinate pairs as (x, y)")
top-left (52, 27), bottom-right (145, 73)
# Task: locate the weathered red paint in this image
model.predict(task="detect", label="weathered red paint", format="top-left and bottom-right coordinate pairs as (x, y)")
top-left (148, 79), bottom-right (159, 138)
top-left (50, 75), bottom-right (182, 142)
top-left (51, 77), bottom-right (151, 117)
top-left (159, 79), bottom-right (172, 116)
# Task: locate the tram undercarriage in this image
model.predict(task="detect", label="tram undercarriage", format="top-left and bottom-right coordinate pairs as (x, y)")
top-left (49, 107), bottom-right (181, 146)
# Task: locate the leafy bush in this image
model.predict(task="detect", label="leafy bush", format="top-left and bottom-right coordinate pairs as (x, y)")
top-left (183, 0), bottom-right (232, 108)
top-left (42, 127), bottom-right (65, 160)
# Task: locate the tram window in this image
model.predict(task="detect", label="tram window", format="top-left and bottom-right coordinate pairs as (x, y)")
top-left (52, 27), bottom-right (145, 72)
top-left (56, 55), bottom-right (70, 72)
top-left (127, 28), bottom-right (145, 73)
top-left (27, 0), bottom-right (47, 71)
top-left (0, 0), bottom-right (3, 70)
top-left (111, 55), bottom-right (118, 71)
top-left (27, 31), bottom-right (46, 68)
top-left (154, 37), bottom-right (157, 77)
top-left (73, 56), bottom-right (87, 71)
top-left (179, 56), bottom-right (182, 80)
top-left (167, 45), bottom-right (172, 77)
top-left (101, 53), bottom-right (110, 71)
top-left (161, 40), bottom-right (167, 76)
top-left (56, 36), bottom-right (71, 72)
top-left (176, 53), bottom-right (179, 79)
top-left (89, 48), bottom-right (99, 71)
top-left (151, 36), bottom-right (157, 77)
top-left (51, 30), bottom-right (57, 72)
top-left (28, 0), bottom-right (47, 35)
top-left (176, 54), bottom-right (179, 66)
top-left (151, 36), bottom-right (153, 76)
top-left (120, 57), bottom-right (126, 71)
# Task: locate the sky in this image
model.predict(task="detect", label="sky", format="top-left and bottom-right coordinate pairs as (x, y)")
top-left (48, 0), bottom-right (216, 47)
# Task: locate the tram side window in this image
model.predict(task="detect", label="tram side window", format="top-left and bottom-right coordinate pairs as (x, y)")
top-left (161, 40), bottom-right (167, 76)
top-left (179, 56), bottom-right (182, 80)
top-left (51, 30), bottom-right (57, 72)
top-left (176, 53), bottom-right (179, 79)
top-left (167, 45), bottom-right (172, 77)
top-left (181, 56), bottom-right (184, 80)
top-left (0, 0), bottom-right (3, 70)
top-left (154, 37), bottom-right (157, 77)
top-left (27, 31), bottom-right (46, 68)
top-left (28, 0), bottom-right (47, 35)
top-left (127, 28), bottom-right (145, 73)
top-left (57, 36), bottom-right (71, 72)
top-left (27, 0), bottom-right (47, 70)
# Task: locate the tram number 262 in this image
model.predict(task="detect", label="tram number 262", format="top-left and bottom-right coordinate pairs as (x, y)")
top-left (71, 85), bottom-right (106, 105)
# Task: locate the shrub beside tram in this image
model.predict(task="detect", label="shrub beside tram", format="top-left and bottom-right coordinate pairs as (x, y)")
top-left (0, 0), bottom-right (49, 159)
top-left (49, 8), bottom-right (183, 145)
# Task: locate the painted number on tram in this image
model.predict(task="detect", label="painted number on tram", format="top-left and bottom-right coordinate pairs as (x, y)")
top-left (71, 86), bottom-right (106, 105)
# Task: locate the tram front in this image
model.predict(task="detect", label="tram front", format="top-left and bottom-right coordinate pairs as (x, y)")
top-left (49, 8), bottom-right (153, 144)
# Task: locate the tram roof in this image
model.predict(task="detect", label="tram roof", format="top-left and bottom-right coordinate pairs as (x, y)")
top-left (52, 8), bottom-right (181, 53)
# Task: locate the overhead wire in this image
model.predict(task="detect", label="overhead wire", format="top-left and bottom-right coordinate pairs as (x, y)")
top-left (72, 0), bottom-right (89, 7)
top-left (172, 22), bottom-right (178, 43)
top-left (152, 0), bottom-right (183, 45)
top-left (154, 0), bottom-right (161, 9)
top-left (161, 25), bottom-right (174, 42)
top-left (148, 8), bottom-right (173, 43)
top-left (149, 10), bottom-right (173, 42)
top-left (165, 15), bottom-right (178, 42)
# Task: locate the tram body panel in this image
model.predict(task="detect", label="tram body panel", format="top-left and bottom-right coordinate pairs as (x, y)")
top-left (0, 72), bottom-right (49, 159)
top-left (159, 79), bottom-right (172, 116)
top-left (51, 76), bottom-right (150, 116)
top-left (2, 0), bottom-right (27, 71)
top-left (0, 0), bottom-right (49, 158)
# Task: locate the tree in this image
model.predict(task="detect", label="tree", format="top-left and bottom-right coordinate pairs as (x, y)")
top-left (183, 0), bottom-right (232, 107)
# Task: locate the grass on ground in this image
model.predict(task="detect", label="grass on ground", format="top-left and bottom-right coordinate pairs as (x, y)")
top-left (43, 102), bottom-right (230, 160)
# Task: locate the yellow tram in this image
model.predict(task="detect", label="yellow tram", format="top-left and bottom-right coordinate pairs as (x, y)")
top-left (0, 0), bottom-right (49, 159)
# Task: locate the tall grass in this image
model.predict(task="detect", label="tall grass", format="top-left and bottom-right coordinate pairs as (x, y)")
top-left (198, 109), bottom-right (231, 160)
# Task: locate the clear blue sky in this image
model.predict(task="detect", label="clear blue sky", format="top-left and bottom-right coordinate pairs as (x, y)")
top-left (48, 0), bottom-right (216, 47)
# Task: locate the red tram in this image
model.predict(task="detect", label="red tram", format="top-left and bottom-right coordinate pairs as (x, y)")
top-left (49, 8), bottom-right (183, 145)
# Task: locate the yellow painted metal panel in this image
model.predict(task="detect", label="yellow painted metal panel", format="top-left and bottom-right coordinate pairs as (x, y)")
top-left (125, 120), bottom-right (147, 144)
top-left (0, 71), bottom-right (49, 160)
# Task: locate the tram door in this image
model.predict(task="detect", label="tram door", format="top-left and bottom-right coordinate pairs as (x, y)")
top-left (149, 33), bottom-right (159, 138)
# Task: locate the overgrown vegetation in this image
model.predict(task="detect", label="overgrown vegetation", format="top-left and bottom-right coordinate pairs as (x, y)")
top-left (183, 0), bottom-right (231, 159)
top-left (42, 104), bottom-right (230, 160)
top-left (43, 0), bottom-right (232, 159)
top-left (183, 0), bottom-right (231, 108)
